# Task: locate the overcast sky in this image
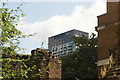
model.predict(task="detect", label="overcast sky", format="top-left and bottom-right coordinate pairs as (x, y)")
top-left (2, 0), bottom-right (106, 54)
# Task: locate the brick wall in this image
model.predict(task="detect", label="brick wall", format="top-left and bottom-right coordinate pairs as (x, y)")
top-left (2, 48), bottom-right (62, 79)
top-left (96, 1), bottom-right (120, 79)
top-left (27, 48), bottom-right (62, 79)
top-left (49, 56), bottom-right (62, 79)
top-left (97, 1), bottom-right (119, 62)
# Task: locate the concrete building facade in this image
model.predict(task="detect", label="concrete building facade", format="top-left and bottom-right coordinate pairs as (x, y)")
top-left (96, 0), bottom-right (120, 79)
top-left (48, 29), bottom-right (89, 57)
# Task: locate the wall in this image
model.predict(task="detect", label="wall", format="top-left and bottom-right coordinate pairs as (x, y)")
top-left (2, 48), bottom-right (62, 79)
top-left (27, 48), bottom-right (62, 79)
top-left (49, 56), bottom-right (62, 79)
top-left (96, 1), bottom-right (120, 79)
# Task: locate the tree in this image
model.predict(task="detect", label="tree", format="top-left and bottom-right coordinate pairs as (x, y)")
top-left (0, 2), bottom-right (27, 54)
top-left (0, 2), bottom-right (32, 79)
top-left (61, 33), bottom-right (98, 80)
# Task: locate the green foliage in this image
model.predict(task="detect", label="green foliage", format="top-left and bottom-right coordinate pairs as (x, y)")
top-left (0, 1), bottom-right (34, 79)
top-left (0, 3), bottom-right (27, 54)
top-left (41, 41), bottom-right (46, 49)
top-left (46, 62), bottom-right (50, 70)
top-left (2, 57), bottom-right (30, 79)
top-left (61, 33), bottom-right (98, 80)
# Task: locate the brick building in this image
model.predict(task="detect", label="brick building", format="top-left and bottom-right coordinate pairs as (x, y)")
top-left (95, 0), bottom-right (120, 79)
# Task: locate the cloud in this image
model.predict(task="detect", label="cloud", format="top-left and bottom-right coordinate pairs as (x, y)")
top-left (17, 0), bottom-right (106, 43)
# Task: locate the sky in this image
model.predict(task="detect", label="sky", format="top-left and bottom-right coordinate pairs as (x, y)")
top-left (1, 0), bottom-right (106, 54)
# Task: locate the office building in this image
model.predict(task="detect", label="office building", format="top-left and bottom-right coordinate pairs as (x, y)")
top-left (48, 29), bottom-right (89, 57)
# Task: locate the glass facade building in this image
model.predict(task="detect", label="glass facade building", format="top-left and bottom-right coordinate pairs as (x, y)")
top-left (48, 29), bottom-right (89, 57)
